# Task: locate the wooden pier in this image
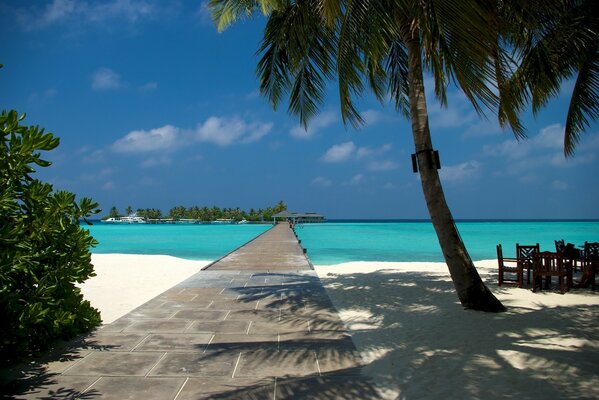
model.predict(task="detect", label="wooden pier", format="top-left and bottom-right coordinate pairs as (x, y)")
top-left (5, 224), bottom-right (378, 399)
top-left (206, 223), bottom-right (312, 271)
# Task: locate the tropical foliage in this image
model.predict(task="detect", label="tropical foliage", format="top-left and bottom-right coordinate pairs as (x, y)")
top-left (0, 110), bottom-right (101, 367)
top-left (492, 0), bottom-right (598, 155)
top-left (102, 201), bottom-right (287, 222)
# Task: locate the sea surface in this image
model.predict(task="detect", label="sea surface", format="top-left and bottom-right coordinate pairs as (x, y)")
top-left (84, 220), bottom-right (599, 265)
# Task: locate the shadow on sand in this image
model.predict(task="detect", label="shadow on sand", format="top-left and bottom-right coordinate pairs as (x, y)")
top-left (318, 268), bottom-right (599, 399)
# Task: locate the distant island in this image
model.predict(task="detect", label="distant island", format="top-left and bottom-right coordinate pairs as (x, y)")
top-left (102, 201), bottom-right (288, 224)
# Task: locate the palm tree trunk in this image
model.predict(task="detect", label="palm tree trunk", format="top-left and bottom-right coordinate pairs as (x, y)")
top-left (404, 33), bottom-right (506, 312)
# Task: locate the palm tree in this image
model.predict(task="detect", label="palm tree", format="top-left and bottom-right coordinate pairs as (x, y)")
top-left (125, 205), bottom-right (133, 216)
top-left (274, 200), bottom-right (287, 213)
top-left (210, 0), bottom-right (507, 311)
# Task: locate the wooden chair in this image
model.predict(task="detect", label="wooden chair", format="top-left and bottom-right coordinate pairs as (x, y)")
top-left (497, 244), bottom-right (521, 287)
top-left (516, 243), bottom-right (539, 285)
top-left (532, 251), bottom-right (568, 293)
top-left (579, 241), bottom-right (598, 289)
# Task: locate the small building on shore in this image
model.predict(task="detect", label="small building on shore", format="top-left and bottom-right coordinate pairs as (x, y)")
top-left (272, 211), bottom-right (326, 224)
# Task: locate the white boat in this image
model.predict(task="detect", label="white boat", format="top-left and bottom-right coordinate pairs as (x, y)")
top-left (102, 213), bottom-right (146, 224)
top-left (212, 218), bottom-right (235, 224)
top-left (238, 219), bottom-right (248, 224)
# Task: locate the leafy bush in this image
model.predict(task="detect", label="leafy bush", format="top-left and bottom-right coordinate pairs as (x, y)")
top-left (0, 110), bottom-right (102, 367)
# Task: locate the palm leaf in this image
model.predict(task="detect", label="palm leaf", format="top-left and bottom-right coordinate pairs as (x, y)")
top-left (565, 45), bottom-right (599, 156)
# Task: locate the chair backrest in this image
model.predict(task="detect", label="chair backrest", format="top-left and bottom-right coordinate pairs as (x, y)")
top-left (584, 242), bottom-right (599, 261)
top-left (533, 251), bottom-right (563, 274)
top-left (517, 243), bottom-right (539, 264)
top-left (555, 239), bottom-right (565, 252)
top-left (496, 244), bottom-right (504, 265)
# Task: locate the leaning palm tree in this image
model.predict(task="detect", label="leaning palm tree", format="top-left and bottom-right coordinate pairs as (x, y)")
top-left (210, 0), bottom-right (506, 311)
top-left (209, 0), bottom-right (595, 311)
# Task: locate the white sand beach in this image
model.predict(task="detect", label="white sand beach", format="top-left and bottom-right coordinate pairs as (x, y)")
top-left (82, 254), bottom-right (599, 399)
top-left (80, 254), bottom-right (210, 324)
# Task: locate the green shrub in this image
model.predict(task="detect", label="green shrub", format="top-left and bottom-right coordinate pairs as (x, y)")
top-left (0, 110), bottom-right (102, 367)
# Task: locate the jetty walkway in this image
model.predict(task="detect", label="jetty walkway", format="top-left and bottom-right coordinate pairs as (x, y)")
top-left (6, 224), bottom-right (378, 399)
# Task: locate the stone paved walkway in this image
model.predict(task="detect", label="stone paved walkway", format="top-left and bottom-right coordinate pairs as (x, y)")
top-left (4, 224), bottom-right (379, 399)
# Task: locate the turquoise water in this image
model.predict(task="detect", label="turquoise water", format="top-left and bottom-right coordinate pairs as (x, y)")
top-left (295, 221), bottom-right (599, 264)
top-left (84, 221), bottom-right (599, 265)
top-left (85, 223), bottom-right (271, 260)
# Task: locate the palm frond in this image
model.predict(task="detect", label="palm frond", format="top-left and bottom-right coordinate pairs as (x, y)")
top-left (423, 0), bottom-right (500, 116)
top-left (336, 0), bottom-right (367, 128)
top-left (257, 19), bottom-right (291, 109)
top-left (209, 0), bottom-right (282, 32)
top-left (256, 1), bottom-right (336, 129)
top-left (386, 39), bottom-right (410, 118)
top-left (565, 46), bottom-right (599, 156)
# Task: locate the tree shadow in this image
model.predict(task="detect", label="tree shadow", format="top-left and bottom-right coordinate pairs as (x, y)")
top-left (317, 269), bottom-right (599, 399)
top-left (0, 344), bottom-right (100, 399)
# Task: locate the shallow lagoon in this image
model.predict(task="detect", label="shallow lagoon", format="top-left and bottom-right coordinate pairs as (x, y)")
top-left (84, 220), bottom-right (599, 265)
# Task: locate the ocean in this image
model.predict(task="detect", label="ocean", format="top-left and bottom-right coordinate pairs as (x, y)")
top-left (84, 220), bottom-right (599, 265)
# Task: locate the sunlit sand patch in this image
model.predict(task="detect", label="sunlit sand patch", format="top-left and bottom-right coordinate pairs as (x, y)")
top-left (337, 307), bottom-right (384, 330)
top-left (464, 354), bottom-right (503, 372)
top-left (403, 303), bottom-right (440, 313)
top-left (497, 349), bottom-right (582, 378)
top-left (360, 346), bottom-right (394, 364)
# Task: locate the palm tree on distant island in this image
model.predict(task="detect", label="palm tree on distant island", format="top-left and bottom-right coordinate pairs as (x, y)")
top-left (209, 0), bottom-right (597, 312)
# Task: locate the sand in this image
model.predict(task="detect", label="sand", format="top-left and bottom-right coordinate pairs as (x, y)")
top-left (79, 254), bottom-right (209, 324)
top-left (81, 254), bottom-right (599, 399)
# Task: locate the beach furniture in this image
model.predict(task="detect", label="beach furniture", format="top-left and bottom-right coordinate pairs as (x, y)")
top-left (532, 251), bottom-right (569, 293)
top-left (556, 239), bottom-right (583, 272)
top-left (496, 244), bottom-right (522, 287)
top-left (579, 241), bottom-right (598, 289)
top-left (516, 243), bottom-right (539, 285)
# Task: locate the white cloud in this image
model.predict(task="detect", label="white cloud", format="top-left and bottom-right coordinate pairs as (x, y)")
top-left (110, 117), bottom-right (273, 157)
top-left (88, 0), bottom-right (155, 23)
top-left (101, 181), bottom-right (116, 190)
top-left (80, 167), bottom-right (117, 182)
top-left (112, 125), bottom-right (181, 153)
top-left (356, 143), bottom-right (392, 159)
top-left (439, 160), bottom-right (481, 182)
top-left (427, 89), bottom-right (478, 129)
top-left (312, 176), bottom-right (333, 187)
top-left (92, 68), bottom-right (122, 91)
top-left (28, 88), bottom-right (57, 103)
top-left (196, 1), bottom-right (213, 26)
top-left (532, 124), bottom-right (564, 149)
top-left (41, 0), bottom-right (76, 25)
top-left (348, 174), bottom-right (364, 185)
top-left (139, 81), bottom-right (158, 92)
top-left (140, 156), bottom-right (172, 168)
top-left (367, 160), bottom-right (399, 171)
top-left (196, 116), bottom-right (272, 146)
top-left (82, 149), bottom-right (105, 164)
top-left (483, 124), bottom-right (598, 174)
top-left (15, 0), bottom-right (157, 30)
top-left (462, 119), bottom-right (503, 138)
top-left (383, 182), bottom-right (396, 190)
top-left (321, 142), bottom-right (356, 163)
top-left (482, 138), bottom-right (529, 159)
top-left (362, 109), bottom-right (384, 125)
top-left (290, 111), bottom-right (337, 139)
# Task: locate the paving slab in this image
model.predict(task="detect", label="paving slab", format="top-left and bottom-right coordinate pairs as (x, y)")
top-left (4, 224), bottom-right (379, 399)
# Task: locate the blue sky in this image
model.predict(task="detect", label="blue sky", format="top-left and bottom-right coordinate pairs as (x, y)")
top-left (2, 0), bottom-right (598, 219)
